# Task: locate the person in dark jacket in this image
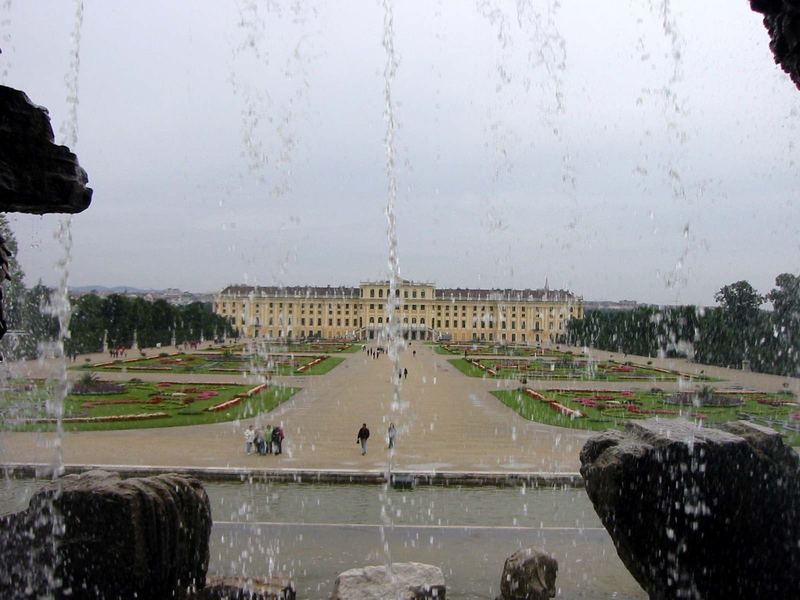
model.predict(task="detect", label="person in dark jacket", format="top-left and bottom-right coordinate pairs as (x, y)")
top-left (357, 423), bottom-right (370, 455)
top-left (272, 425), bottom-right (285, 455)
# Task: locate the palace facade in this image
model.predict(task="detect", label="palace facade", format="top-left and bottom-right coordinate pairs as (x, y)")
top-left (214, 279), bottom-right (583, 344)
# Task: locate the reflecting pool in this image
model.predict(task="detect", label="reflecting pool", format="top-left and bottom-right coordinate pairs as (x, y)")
top-left (1, 478), bottom-right (646, 599)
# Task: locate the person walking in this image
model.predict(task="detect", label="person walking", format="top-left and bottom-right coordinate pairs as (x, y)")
top-left (264, 424), bottom-right (273, 454)
top-left (357, 423), bottom-right (370, 455)
top-left (387, 422), bottom-right (397, 449)
top-left (403, 367), bottom-right (408, 379)
top-left (254, 428), bottom-right (266, 455)
top-left (244, 425), bottom-right (255, 455)
top-left (272, 425), bottom-right (284, 455)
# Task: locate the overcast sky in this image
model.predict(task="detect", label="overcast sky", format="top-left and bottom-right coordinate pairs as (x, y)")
top-left (2, 1), bottom-right (798, 305)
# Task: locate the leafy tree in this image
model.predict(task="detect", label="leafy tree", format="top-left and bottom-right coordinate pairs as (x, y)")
top-left (0, 216), bottom-right (27, 356)
top-left (714, 280), bottom-right (764, 325)
top-left (766, 273), bottom-right (800, 376)
top-left (68, 294), bottom-right (107, 354)
top-left (0, 218), bottom-right (60, 359)
top-left (714, 280), bottom-right (764, 367)
top-left (768, 273), bottom-right (800, 327)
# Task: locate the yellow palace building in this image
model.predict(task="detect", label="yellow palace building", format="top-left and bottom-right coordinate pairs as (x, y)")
top-left (214, 279), bottom-right (583, 344)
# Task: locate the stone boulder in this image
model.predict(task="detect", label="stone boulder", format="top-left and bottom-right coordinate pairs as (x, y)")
top-left (330, 562), bottom-right (445, 599)
top-left (580, 419), bottom-right (800, 600)
top-left (751, 0), bottom-right (800, 91)
top-left (195, 575), bottom-right (296, 600)
top-left (497, 547), bottom-right (557, 600)
top-left (0, 85), bottom-right (92, 214)
top-left (0, 470), bottom-right (212, 599)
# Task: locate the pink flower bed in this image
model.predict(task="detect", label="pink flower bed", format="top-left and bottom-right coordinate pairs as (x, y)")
top-left (551, 402), bottom-right (584, 419)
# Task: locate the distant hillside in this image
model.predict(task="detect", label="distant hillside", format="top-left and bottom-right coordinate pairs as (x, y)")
top-left (70, 285), bottom-right (158, 294)
top-left (68, 286), bottom-right (214, 306)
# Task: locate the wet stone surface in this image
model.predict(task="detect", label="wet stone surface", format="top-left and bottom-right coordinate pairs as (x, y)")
top-left (0, 470), bottom-right (211, 600)
top-left (580, 419), bottom-right (800, 600)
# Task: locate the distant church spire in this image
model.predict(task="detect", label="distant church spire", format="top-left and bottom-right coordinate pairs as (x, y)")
top-left (544, 276), bottom-right (549, 292)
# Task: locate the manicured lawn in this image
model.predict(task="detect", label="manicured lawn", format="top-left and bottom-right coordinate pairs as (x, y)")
top-left (491, 389), bottom-right (800, 446)
top-left (82, 352), bottom-right (343, 376)
top-left (300, 356), bottom-right (344, 375)
top-left (254, 341), bottom-right (360, 354)
top-left (450, 358), bottom-right (499, 378)
top-left (437, 343), bottom-right (578, 358)
top-left (4, 380), bottom-right (299, 431)
top-left (450, 358), bottom-right (713, 382)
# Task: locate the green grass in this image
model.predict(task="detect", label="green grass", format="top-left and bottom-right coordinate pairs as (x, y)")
top-left (434, 345), bottom-right (462, 355)
top-left (450, 357), bottom-right (714, 382)
top-left (80, 352), bottom-right (344, 376)
top-left (449, 358), bottom-right (502, 378)
top-left (4, 381), bottom-right (299, 431)
top-left (436, 343), bottom-right (578, 358)
top-left (491, 389), bottom-right (800, 446)
top-left (300, 356), bottom-right (345, 374)
top-left (261, 342), bottom-right (360, 354)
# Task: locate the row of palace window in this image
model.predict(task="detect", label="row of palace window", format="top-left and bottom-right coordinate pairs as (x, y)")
top-left (223, 301), bottom-right (576, 327)
top-left (366, 288), bottom-right (428, 299)
top-left (254, 317), bottom-right (364, 328)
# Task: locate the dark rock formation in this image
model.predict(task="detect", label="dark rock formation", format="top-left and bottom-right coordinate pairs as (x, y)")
top-left (0, 85), bottom-right (92, 214)
top-left (496, 547), bottom-right (557, 600)
top-left (330, 563), bottom-right (446, 599)
top-left (195, 576), bottom-right (296, 600)
top-left (751, 0), bottom-right (800, 90)
top-left (580, 419), bottom-right (800, 600)
top-left (0, 84), bottom-right (93, 353)
top-left (0, 470), bottom-right (212, 599)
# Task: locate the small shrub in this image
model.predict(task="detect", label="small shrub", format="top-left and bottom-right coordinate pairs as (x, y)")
top-left (159, 352), bottom-right (169, 358)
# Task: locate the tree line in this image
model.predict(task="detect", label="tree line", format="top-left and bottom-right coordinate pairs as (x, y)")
top-left (566, 276), bottom-right (800, 377)
top-left (2, 290), bottom-right (237, 360)
top-left (0, 217), bottom-right (236, 360)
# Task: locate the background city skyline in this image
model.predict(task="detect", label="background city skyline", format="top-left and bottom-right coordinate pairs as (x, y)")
top-left (2, 1), bottom-right (798, 306)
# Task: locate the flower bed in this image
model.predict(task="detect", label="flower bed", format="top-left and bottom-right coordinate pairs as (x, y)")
top-left (27, 412), bottom-right (169, 424)
top-left (524, 388), bottom-right (584, 418)
top-left (80, 398), bottom-right (143, 409)
top-left (206, 383), bottom-right (268, 412)
top-left (295, 356), bottom-right (326, 373)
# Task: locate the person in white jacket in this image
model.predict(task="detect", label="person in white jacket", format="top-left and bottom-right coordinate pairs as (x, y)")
top-left (244, 425), bottom-right (255, 454)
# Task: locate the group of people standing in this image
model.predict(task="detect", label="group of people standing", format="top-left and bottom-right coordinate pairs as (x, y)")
top-left (244, 424), bottom-right (284, 455)
top-left (364, 346), bottom-right (385, 359)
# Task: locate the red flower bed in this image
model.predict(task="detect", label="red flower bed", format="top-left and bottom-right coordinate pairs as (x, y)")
top-left (757, 397), bottom-right (794, 406)
top-left (80, 398), bottom-right (143, 409)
